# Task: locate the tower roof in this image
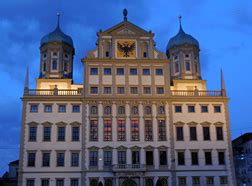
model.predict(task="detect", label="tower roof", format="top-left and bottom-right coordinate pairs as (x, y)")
top-left (40, 13), bottom-right (74, 47)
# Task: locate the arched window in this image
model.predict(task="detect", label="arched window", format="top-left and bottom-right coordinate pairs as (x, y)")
top-left (145, 106), bottom-right (152, 115)
top-left (145, 178), bottom-right (153, 186)
top-left (175, 62), bottom-right (179, 73)
top-left (64, 62), bottom-right (68, 72)
top-left (90, 179), bottom-right (98, 186)
top-left (43, 62), bottom-right (47, 72)
top-left (118, 106), bottom-right (125, 115)
top-left (131, 106), bottom-right (138, 115)
top-left (156, 178), bottom-right (167, 186)
top-left (52, 60), bottom-right (57, 70)
top-left (186, 61), bottom-right (191, 71)
top-left (104, 179), bottom-right (113, 186)
top-left (158, 106), bottom-right (165, 114)
top-left (90, 106), bottom-right (98, 115)
top-left (104, 106), bottom-right (111, 115)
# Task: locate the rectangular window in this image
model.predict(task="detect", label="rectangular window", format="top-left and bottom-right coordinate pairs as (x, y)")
top-left (56, 179), bottom-right (64, 186)
top-left (191, 152), bottom-right (198, 165)
top-left (30, 105), bottom-right (38, 113)
top-left (201, 105), bottom-right (208, 112)
top-left (188, 105), bottom-right (195, 113)
top-left (216, 127), bottom-right (224, 140)
top-left (220, 176), bottom-right (228, 184)
top-left (89, 151), bottom-right (98, 167)
top-left (26, 180), bottom-right (35, 186)
top-left (72, 105), bottom-right (80, 112)
top-left (145, 120), bottom-right (153, 141)
top-left (143, 87), bottom-right (151, 94)
top-left (176, 127), bottom-right (184, 141)
top-left (27, 152), bottom-right (36, 167)
top-left (104, 87), bottom-right (112, 94)
top-left (44, 105), bottom-right (52, 113)
top-left (90, 68), bottom-right (98, 75)
top-left (130, 68), bottom-right (137, 75)
top-left (71, 152), bottom-right (79, 167)
top-left (57, 127), bottom-right (65, 141)
top-left (203, 127), bottom-right (210, 140)
top-left (146, 151), bottom-right (153, 165)
top-left (57, 153), bottom-right (65, 167)
top-left (42, 152), bottom-right (50, 167)
top-left (178, 177), bottom-right (186, 186)
top-left (206, 177), bottom-right (214, 184)
top-left (43, 127), bottom-right (51, 141)
top-left (90, 119), bottom-right (98, 141)
top-left (131, 119), bottom-right (139, 141)
top-left (159, 151), bottom-right (167, 165)
top-left (52, 60), bottom-right (58, 70)
top-left (117, 68), bottom-right (124, 75)
top-left (104, 151), bottom-right (112, 167)
top-left (118, 151), bottom-right (126, 165)
top-left (104, 119), bottom-right (112, 141)
top-left (175, 105), bottom-right (182, 113)
top-left (156, 69), bottom-right (163, 75)
top-left (214, 105), bottom-right (221, 113)
top-left (117, 119), bottom-right (126, 141)
top-left (130, 87), bottom-right (138, 94)
top-left (157, 87), bottom-right (164, 94)
top-left (190, 127), bottom-right (197, 141)
top-left (29, 127), bottom-right (37, 141)
top-left (117, 87), bottom-right (125, 94)
top-left (218, 151), bottom-right (225, 165)
top-left (158, 120), bottom-right (166, 141)
top-left (90, 87), bottom-right (98, 94)
top-left (104, 68), bottom-right (111, 75)
top-left (58, 105), bottom-right (66, 113)
top-left (178, 151), bottom-right (185, 165)
top-left (142, 68), bottom-right (150, 75)
top-left (132, 151), bottom-right (140, 165)
top-left (205, 151), bottom-right (212, 165)
top-left (71, 179), bottom-right (79, 186)
top-left (41, 179), bottom-right (49, 186)
top-left (105, 51), bottom-right (109, 57)
top-left (72, 127), bottom-right (80, 141)
top-left (192, 177), bottom-right (200, 185)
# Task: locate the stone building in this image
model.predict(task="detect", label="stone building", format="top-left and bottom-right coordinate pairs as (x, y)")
top-left (18, 10), bottom-right (236, 186)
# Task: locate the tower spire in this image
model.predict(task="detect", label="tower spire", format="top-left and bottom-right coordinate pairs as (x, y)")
top-left (178, 15), bottom-right (184, 32)
top-left (24, 66), bottom-right (29, 95)
top-left (57, 12), bottom-right (60, 28)
top-left (123, 9), bottom-right (128, 21)
top-left (221, 69), bottom-right (227, 96)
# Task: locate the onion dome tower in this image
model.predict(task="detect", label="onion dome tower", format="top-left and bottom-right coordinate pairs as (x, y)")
top-left (39, 13), bottom-right (74, 79)
top-left (166, 16), bottom-right (201, 80)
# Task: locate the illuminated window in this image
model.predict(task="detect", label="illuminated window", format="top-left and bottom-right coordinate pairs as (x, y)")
top-left (104, 119), bottom-right (112, 141)
top-left (117, 119), bottom-right (126, 141)
top-left (145, 120), bottom-right (153, 141)
top-left (131, 119), bottom-right (139, 141)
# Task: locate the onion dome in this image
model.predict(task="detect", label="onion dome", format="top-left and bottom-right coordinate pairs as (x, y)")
top-left (40, 13), bottom-right (73, 47)
top-left (167, 16), bottom-right (199, 52)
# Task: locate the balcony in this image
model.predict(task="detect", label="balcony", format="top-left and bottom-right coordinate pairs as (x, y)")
top-left (112, 164), bottom-right (146, 172)
top-left (24, 88), bottom-right (83, 96)
top-left (171, 90), bottom-right (224, 97)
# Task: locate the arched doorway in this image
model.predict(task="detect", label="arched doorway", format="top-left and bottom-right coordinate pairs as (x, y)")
top-left (156, 178), bottom-right (167, 186)
top-left (122, 178), bottom-right (137, 186)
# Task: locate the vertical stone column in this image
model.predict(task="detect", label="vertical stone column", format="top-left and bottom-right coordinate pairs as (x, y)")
top-left (112, 148), bottom-right (117, 165)
top-left (154, 148), bottom-right (159, 170)
top-left (98, 101), bottom-right (103, 142)
top-left (140, 177), bottom-right (144, 186)
top-left (127, 148), bottom-right (132, 165)
top-left (140, 148), bottom-right (145, 165)
top-left (98, 148), bottom-right (103, 170)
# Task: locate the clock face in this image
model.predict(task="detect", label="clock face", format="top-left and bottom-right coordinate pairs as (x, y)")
top-left (116, 40), bottom-right (136, 58)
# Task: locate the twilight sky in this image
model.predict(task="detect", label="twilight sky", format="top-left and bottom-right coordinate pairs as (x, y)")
top-left (0, 0), bottom-right (251, 175)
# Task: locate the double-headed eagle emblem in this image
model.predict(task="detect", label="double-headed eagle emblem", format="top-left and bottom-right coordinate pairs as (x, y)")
top-left (117, 41), bottom-right (135, 57)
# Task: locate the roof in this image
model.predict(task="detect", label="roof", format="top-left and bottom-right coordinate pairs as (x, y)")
top-left (232, 133), bottom-right (252, 146)
top-left (8, 160), bottom-right (19, 165)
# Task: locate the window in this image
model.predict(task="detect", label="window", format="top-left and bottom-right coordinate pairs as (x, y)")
top-left (157, 87), bottom-right (164, 94)
top-left (72, 127), bottom-right (80, 141)
top-left (58, 105), bottom-right (66, 113)
top-left (72, 105), bottom-right (80, 112)
top-left (145, 120), bottom-right (153, 141)
top-left (42, 152), bottom-right (50, 167)
top-left (190, 127), bottom-right (197, 141)
top-left (57, 127), bottom-right (65, 141)
top-left (131, 106), bottom-right (138, 115)
top-left (132, 151), bottom-right (140, 165)
top-left (52, 60), bottom-right (57, 70)
top-left (30, 104), bottom-right (38, 113)
top-left (29, 127), bottom-right (37, 141)
top-left (90, 87), bottom-right (98, 94)
top-left (130, 87), bottom-right (138, 94)
top-left (64, 62), bottom-right (68, 72)
top-left (218, 151), bottom-right (225, 165)
top-left (44, 105), bottom-right (52, 113)
top-left (201, 105), bottom-right (208, 112)
top-left (156, 69), bottom-right (163, 75)
top-left (203, 127), bottom-right (210, 140)
top-left (130, 68), bottom-right (137, 75)
top-left (216, 127), bottom-right (224, 140)
top-left (104, 68), bottom-right (111, 75)
top-left (118, 151), bottom-right (126, 165)
top-left (158, 120), bottom-right (166, 141)
top-left (105, 51), bottom-right (110, 57)
top-left (104, 151), bottom-right (112, 167)
top-left (57, 152), bottom-right (64, 167)
top-left (104, 119), bottom-right (112, 141)
top-left (206, 177), bottom-right (214, 184)
top-left (146, 151), bottom-right (153, 165)
top-left (205, 151), bottom-right (212, 165)
top-left (117, 119), bottom-right (126, 141)
top-left (43, 127), bottom-right (51, 141)
top-left (158, 106), bottom-right (165, 114)
top-left (26, 180), bottom-right (34, 186)
top-left (220, 176), bottom-right (227, 184)
top-left (89, 151), bottom-right (98, 167)
top-left (176, 127), bottom-right (184, 141)
top-left (145, 106), bottom-right (152, 115)
top-left (159, 150), bottom-right (167, 165)
top-left (191, 152), bottom-right (198, 165)
top-left (53, 52), bottom-right (57, 56)
top-left (143, 52), bottom-right (147, 58)
top-left (41, 179), bottom-right (49, 186)
top-left (131, 119), bottom-right (139, 141)
top-left (56, 179), bottom-right (64, 186)
top-left (144, 87), bottom-right (151, 94)
top-left (186, 61), bottom-right (191, 71)
top-left (188, 105), bottom-right (195, 113)
top-left (104, 106), bottom-right (111, 115)
top-left (90, 68), bottom-right (98, 75)
top-left (195, 63), bottom-right (198, 73)
top-left (71, 152), bottom-right (79, 167)
top-left (175, 62), bottom-right (179, 73)
top-left (118, 106), bottom-right (125, 115)
top-left (90, 106), bottom-right (98, 115)
top-left (104, 179), bottom-right (113, 186)
top-left (117, 87), bottom-right (125, 94)
top-left (175, 105), bottom-right (182, 113)
top-left (214, 105), bottom-right (221, 113)
top-left (117, 68), bottom-right (124, 75)
top-left (90, 119), bottom-right (98, 141)
top-left (104, 87), bottom-right (112, 94)
top-left (177, 151), bottom-right (185, 165)
top-left (142, 69), bottom-right (150, 75)
top-left (178, 177), bottom-right (186, 186)
top-left (192, 177), bottom-right (200, 185)
top-left (27, 152), bottom-right (35, 167)
top-left (71, 179), bottom-right (79, 186)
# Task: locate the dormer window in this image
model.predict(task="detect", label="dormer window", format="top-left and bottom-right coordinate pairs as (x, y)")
top-left (186, 61), bottom-right (191, 71)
